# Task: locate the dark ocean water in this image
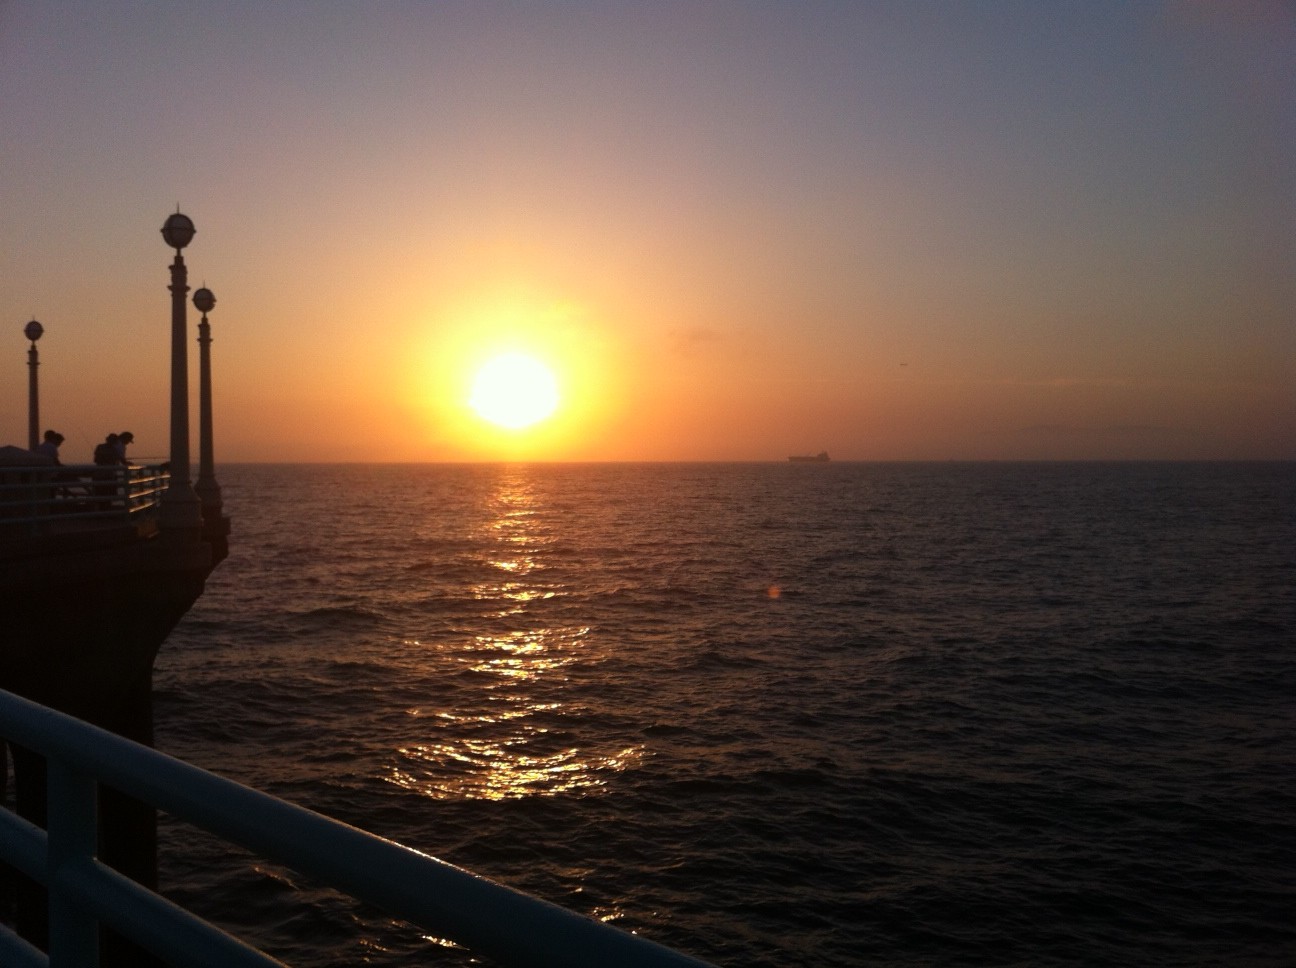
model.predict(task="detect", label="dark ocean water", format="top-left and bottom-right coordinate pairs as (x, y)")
top-left (150, 462), bottom-right (1296, 967)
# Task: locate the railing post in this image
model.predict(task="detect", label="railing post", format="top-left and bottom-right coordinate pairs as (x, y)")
top-left (46, 760), bottom-right (99, 967)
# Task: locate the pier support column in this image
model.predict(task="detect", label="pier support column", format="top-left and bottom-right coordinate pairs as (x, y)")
top-left (0, 546), bottom-right (211, 967)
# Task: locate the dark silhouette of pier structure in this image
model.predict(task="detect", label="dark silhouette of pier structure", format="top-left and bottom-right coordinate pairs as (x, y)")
top-left (0, 213), bottom-right (230, 964)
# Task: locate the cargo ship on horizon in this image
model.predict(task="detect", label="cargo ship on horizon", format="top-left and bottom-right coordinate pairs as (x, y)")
top-left (788, 451), bottom-right (830, 462)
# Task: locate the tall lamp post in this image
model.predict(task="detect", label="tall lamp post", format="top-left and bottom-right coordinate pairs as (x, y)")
top-left (193, 287), bottom-right (222, 524)
top-left (24, 319), bottom-right (43, 450)
top-left (159, 211), bottom-right (203, 534)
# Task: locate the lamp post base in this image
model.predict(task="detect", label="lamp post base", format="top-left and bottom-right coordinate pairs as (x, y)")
top-left (159, 487), bottom-right (204, 537)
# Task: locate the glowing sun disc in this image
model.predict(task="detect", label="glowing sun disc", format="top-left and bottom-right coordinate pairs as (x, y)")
top-left (470, 353), bottom-right (559, 429)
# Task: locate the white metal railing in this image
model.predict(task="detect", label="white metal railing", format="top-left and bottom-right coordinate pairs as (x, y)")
top-left (0, 688), bottom-right (716, 968)
top-left (0, 464), bottom-right (169, 537)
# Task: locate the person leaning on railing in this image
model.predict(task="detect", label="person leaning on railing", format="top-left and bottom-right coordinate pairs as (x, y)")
top-left (92, 432), bottom-right (128, 508)
top-left (33, 430), bottom-right (86, 499)
top-left (114, 431), bottom-right (135, 464)
top-left (93, 433), bottom-right (118, 466)
top-left (34, 430), bottom-right (64, 465)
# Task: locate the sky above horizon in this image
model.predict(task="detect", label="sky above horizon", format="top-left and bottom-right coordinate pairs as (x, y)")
top-left (1, 1), bottom-right (1292, 462)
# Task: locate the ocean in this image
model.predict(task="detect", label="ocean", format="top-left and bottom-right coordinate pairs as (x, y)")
top-left (150, 462), bottom-right (1295, 967)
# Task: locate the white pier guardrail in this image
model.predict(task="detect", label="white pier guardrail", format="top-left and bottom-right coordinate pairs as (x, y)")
top-left (0, 688), bottom-right (718, 968)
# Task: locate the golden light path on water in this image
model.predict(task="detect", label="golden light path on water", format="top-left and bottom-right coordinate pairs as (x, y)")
top-left (389, 471), bottom-right (644, 801)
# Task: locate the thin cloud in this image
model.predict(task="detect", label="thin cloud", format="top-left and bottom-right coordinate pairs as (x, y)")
top-left (1017, 423), bottom-right (1182, 437)
top-left (668, 326), bottom-right (726, 356)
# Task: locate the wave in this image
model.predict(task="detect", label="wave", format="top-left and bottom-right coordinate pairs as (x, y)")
top-left (149, 462), bottom-right (1296, 968)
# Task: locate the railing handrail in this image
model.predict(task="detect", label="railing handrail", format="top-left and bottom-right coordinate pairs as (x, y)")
top-left (0, 688), bottom-right (716, 968)
top-left (0, 463), bottom-right (170, 536)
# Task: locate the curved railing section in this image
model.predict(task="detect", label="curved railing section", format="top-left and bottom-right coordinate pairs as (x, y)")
top-left (0, 688), bottom-right (716, 968)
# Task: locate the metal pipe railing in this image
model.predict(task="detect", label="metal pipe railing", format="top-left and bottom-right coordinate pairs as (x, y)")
top-left (0, 464), bottom-right (170, 536)
top-left (0, 806), bottom-right (283, 968)
top-left (0, 688), bottom-right (716, 968)
top-left (0, 926), bottom-right (45, 968)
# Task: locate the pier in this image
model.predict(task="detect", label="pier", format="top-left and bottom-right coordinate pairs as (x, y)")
top-left (1, 214), bottom-right (230, 964)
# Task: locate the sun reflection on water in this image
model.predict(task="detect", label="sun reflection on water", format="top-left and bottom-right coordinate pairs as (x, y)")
top-left (388, 470), bottom-right (642, 800)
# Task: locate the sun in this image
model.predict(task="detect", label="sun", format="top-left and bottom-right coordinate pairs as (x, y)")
top-left (469, 352), bottom-right (560, 430)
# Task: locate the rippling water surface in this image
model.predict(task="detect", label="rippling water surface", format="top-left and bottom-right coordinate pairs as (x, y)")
top-left (151, 462), bottom-right (1295, 966)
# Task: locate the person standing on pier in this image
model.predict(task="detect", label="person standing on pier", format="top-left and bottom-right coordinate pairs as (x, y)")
top-left (94, 433), bottom-right (119, 465)
top-left (92, 433), bottom-right (123, 507)
top-left (34, 430), bottom-right (63, 464)
top-left (114, 431), bottom-right (134, 465)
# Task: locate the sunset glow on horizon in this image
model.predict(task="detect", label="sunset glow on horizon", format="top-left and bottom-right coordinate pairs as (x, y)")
top-left (0, 2), bottom-right (1291, 462)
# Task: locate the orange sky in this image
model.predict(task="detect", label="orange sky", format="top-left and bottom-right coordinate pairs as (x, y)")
top-left (1, 2), bottom-right (1292, 462)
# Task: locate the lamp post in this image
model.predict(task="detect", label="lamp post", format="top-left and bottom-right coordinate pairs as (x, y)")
top-left (159, 211), bottom-right (203, 534)
top-left (193, 287), bottom-right (222, 523)
top-left (24, 319), bottom-right (43, 450)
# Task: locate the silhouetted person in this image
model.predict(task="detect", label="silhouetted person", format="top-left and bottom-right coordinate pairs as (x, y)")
top-left (114, 431), bottom-right (134, 465)
top-left (93, 433), bottom-right (122, 508)
top-left (94, 433), bottom-right (120, 466)
top-left (33, 430), bottom-right (63, 465)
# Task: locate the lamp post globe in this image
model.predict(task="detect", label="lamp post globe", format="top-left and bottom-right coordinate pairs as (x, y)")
top-left (193, 288), bottom-right (216, 314)
top-left (161, 212), bottom-right (196, 251)
top-left (24, 319), bottom-right (43, 343)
